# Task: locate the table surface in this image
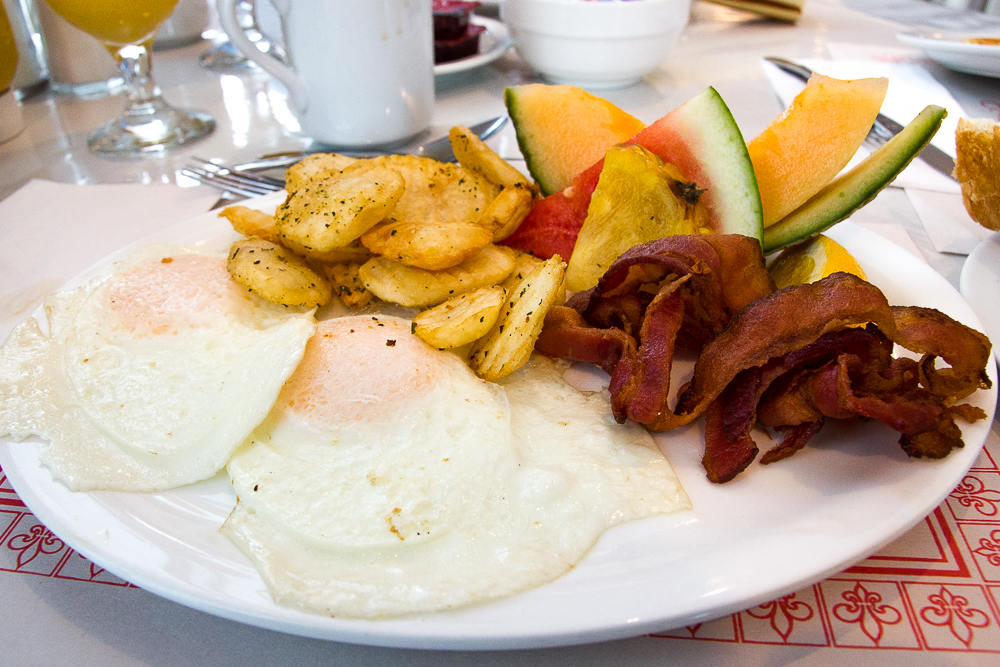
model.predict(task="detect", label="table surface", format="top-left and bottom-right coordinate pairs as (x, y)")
top-left (2, 1), bottom-right (1000, 665)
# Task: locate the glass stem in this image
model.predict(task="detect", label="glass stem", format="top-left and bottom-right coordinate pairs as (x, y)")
top-left (111, 38), bottom-right (171, 126)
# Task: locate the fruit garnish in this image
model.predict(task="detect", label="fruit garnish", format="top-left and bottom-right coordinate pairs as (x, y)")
top-left (767, 234), bottom-right (867, 289)
top-left (747, 74), bottom-right (888, 228)
top-left (566, 145), bottom-right (710, 293)
top-left (505, 84), bottom-right (646, 196)
top-left (503, 86), bottom-right (762, 260)
top-left (763, 105), bottom-right (947, 253)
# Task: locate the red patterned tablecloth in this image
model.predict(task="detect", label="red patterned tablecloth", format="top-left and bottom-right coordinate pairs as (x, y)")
top-left (3, 421), bottom-right (999, 655)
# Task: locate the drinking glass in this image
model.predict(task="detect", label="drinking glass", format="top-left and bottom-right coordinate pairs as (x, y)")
top-left (43, 0), bottom-right (214, 156)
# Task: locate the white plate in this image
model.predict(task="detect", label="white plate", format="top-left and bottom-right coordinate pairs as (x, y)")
top-left (961, 231), bottom-right (1000, 363)
top-left (0, 200), bottom-right (996, 650)
top-left (898, 29), bottom-right (1000, 78)
top-left (434, 17), bottom-right (512, 77)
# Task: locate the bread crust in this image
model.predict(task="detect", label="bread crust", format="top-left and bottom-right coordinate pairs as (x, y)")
top-left (955, 117), bottom-right (1000, 231)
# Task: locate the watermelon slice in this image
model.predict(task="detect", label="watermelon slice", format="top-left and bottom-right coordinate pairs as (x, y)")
top-left (503, 87), bottom-right (763, 259)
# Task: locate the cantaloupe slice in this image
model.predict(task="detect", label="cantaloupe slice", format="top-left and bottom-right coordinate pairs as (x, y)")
top-left (748, 74), bottom-right (888, 228)
top-left (505, 84), bottom-right (646, 196)
top-left (762, 105), bottom-right (946, 253)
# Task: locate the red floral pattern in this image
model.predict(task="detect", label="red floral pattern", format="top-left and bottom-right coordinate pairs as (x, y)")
top-left (919, 586), bottom-right (992, 648)
top-left (745, 594), bottom-right (815, 642)
top-left (951, 475), bottom-right (1000, 518)
top-left (7, 523), bottom-right (64, 569)
top-left (972, 529), bottom-right (1000, 568)
top-left (832, 582), bottom-right (902, 646)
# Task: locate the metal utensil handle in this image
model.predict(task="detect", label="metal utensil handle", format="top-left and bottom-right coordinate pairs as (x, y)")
top-left (235, 116), bottom-right (509, 173)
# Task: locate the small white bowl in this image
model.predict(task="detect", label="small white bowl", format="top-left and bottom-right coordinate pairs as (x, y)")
top-left (501, 0), bottom-right (691, 90)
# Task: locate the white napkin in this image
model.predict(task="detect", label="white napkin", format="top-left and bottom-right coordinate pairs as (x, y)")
top-left (0, 180), bottom-right (218, 336)
top-left (760, 50), bottom-right (991, 255)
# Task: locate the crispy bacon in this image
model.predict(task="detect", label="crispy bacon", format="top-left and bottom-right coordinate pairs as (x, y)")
top-left (891, 306), bottom-right (993, 403)
top-left (535, 234), bottom-right (774, 428)
top-left (680, 273), bottom-right (991, 482)
top-left (536, 234), bottom-right (993, 484)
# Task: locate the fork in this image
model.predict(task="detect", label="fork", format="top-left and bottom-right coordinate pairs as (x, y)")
top-left (184, 115), bottom-right (509, 199)
top-left (181, 158), bottom-right (284, 198)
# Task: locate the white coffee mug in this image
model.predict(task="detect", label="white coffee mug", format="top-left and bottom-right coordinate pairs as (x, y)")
top-left (219, 0), bottom-right (434, 148)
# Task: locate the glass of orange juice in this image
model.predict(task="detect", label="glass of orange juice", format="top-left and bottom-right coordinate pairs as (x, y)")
top-left (0, 1), bottom-right (25, 144)
top-left (43, 0), bottom-right (214, 155)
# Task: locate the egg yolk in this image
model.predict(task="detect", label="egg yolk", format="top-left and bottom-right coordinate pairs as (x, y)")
top-left (279, 316), bottom-right (452, 425)
top-left (104, 254), bottom-right (250, 336)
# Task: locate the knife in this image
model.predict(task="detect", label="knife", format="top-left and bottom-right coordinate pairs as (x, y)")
top-left (233, 116), bottom-right (509, 175)
top-left (763, 57), bottom-right (957, 181)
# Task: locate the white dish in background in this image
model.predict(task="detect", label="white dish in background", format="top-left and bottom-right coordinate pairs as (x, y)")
top-left (961, 231), bottom-right (1000, 363)
top-left (898, 30), bottom-right (1000, 78)
top-left (501, 0), bottom-right (690, 90)
top-left (0, 198), bottom-right (995, 650)
top-left (434, 17), bottom-right (512, 77)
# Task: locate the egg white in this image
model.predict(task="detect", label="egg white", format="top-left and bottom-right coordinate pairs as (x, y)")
top-left (222, 315), bottom-right (689, 618)
top-left (0, 244), bottom-right (316, 492)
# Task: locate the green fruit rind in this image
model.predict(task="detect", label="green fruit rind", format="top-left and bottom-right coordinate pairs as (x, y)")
top-left (504, 87), bottom-right (555, 195)
top-left (659, 87), bottom-right (764, 242)
top-left (762, 105), bottom-right (947, 254)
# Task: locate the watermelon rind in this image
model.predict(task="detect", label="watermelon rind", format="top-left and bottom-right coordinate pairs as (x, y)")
top-left (662, 87), bottom-right (763, 241)
top-left (505, 87), bottom-right (549, 192)
top-left (762, 105), bottom-right (946, 254)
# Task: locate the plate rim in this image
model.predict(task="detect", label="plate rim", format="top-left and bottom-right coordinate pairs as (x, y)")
top-left (897, 29), bottom-right (1000, 77)
top-left (960, 230), bottom-right (1000, 364)
top-left (0, 201), bottom-right (995, 650)
top-left (898, 29), bottom-right (1000, 50)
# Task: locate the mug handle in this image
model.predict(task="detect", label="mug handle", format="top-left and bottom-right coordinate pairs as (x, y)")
top-left (217, 0), bottom-right (308, 112)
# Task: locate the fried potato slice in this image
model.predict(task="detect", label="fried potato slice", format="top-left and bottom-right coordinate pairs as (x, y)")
top-left (276, 162), bottom-right (405, 256)
top-left (297, 242), bottom-right (373, 265)
top-left (359, 221), bottom-right (493, 271)
top-left (412, 285), bottom-right (506, 349)
top-left (359, 244), bottom-right (516, 307)
top-left (449, 125), bottom-right (533, 189)
top-left (501, 250), bottom-right (542, 291)
top-left (285, 153), bottom-right (358, 193)
top-left (500, 250), bottom-right (567, 307)
top-left (476, 184), bottom-right (536, 241)
top-left (321, 261), bottom-right (373, 310)
top-left (228, 237), bottom-right (332, 307)
top-left (469, 255), bottom-right (566, 381)
top-left (219, 206), bottom-right (283, 244)
top-left (377, 155), bottom-right (501, 225)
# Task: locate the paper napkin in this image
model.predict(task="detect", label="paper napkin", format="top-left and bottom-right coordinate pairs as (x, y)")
top-left (0, 180), bottom-right (218, 336)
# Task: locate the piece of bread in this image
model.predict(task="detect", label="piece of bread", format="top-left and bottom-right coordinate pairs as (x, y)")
top-left (955, 117), bottom-right (1000, 231)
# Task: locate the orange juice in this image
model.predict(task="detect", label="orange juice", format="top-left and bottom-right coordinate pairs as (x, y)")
top-left (0, 2), bottom-right (18, 92)
top-left (43, 0), bottom-right (179, 46)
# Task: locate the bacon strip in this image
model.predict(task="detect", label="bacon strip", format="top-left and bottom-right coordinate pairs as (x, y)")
top-left (685, 273), bottom-right (992, 482)
top-left (536, 234), bottom-right (774, 429)
top-left (675, 273), bottom-right (897, 424)
top-left (891, 306), bottom-right (993, 403)
top-left (703, 398), bottom-right (758, 483)
top-left (537, 237), bottom-right (992, 484)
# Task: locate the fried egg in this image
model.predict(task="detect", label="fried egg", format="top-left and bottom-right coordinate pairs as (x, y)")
top-left (223, 315), bottom-right (689, 618)
top-left (0, 244), bottom-right (315, 492)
